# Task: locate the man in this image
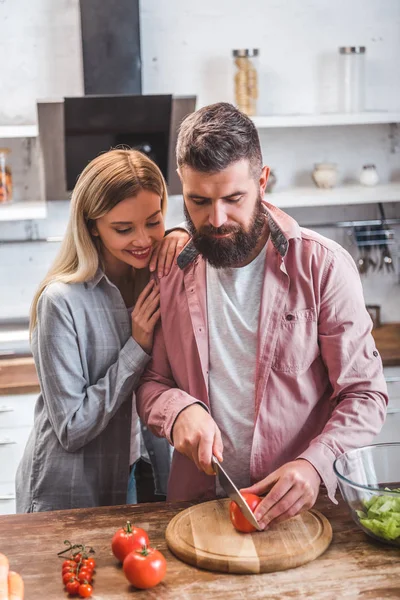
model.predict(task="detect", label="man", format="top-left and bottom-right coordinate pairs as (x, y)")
top-left (136, 102), bottom-right (388, 530)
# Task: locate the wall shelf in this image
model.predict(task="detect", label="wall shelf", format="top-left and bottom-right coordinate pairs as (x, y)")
top-left (170, 183), bottom-right (400, 210)
top-left (251, 111), bottom-right (400, 129)
top-left (0, 202), bottom-right (47, 222)
top-left (269, 183), bottom-right (400, 209)
top-left (0, 126), bottom-right (38, 139)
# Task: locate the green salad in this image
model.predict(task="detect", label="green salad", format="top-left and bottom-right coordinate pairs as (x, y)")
top-left (356, 488), bottom-right (400, 542)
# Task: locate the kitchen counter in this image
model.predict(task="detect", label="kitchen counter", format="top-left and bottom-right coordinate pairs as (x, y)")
top-left (0, 357), bottom-right (39, 395)
top-left (0, 494), bottom-right (399, 600)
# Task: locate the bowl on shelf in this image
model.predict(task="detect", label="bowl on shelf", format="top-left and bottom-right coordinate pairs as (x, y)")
top-left (334, 443), bottom-right (400, 547)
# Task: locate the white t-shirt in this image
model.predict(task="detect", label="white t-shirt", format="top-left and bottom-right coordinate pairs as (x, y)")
top-left (206, 242), bottom-right (267, 495)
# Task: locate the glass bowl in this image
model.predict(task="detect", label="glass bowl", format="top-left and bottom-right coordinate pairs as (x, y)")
top-left (334, 443), bottom-right (400, 547)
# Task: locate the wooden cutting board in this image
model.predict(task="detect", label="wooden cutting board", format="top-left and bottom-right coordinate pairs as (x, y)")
top-left (166, 499), bottom-right (332, 574)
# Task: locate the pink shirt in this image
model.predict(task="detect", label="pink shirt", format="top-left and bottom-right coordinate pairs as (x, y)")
top-left (136, 202), bottom-right (388, 503)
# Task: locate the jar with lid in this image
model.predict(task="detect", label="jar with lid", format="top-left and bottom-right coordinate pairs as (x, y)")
top-left (233, 49), bottom-right (259, 116)
top-left (338, 46), bottom-right (366, 113)
top-left (0, 148), bottom-right (12, 204)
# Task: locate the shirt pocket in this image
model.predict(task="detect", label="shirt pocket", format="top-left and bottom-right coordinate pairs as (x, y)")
top-left (272, 308), bottom-right (320, 373)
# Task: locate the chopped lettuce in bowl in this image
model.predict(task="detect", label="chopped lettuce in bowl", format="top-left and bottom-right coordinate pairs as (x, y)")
top-left (355, 488), bottom-right (400, 545)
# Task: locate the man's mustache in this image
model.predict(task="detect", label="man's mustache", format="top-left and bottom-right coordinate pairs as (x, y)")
top-left (196, 224), bottom-right (240, 237)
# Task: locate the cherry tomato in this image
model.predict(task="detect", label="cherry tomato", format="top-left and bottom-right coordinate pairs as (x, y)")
top-left (62, 566), bottom-right (76, 576)
top-left (85, 558), bottom-right (96, 570)
top-left (63, 571), bottom-right (77, 585)
top-left (65, 578), bottom-right (80, 594)
top-left (77, 569), bottom-right (92, 583)
top-left (81, 558), bottom-right (95, 571)
top-left (229, 492), bottom-right (263, 533)
top-left (123, 546), bottom-right (166, 589)
top-left (62, 559), bottom-right (76, 570)
top-left (74, 552), bottom-right (82, 563)
top-left (111, 521), bottom-right (150, 563)
top-left (78, 583), bottom-right (93, 598)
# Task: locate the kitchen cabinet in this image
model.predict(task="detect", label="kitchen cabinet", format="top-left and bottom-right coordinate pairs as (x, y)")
top-left (373, 366), bottom-right (400, 444)
top-left (0, 393), bottom-right (36, 515)
top-left (0, 493), bottom-right (398, 599)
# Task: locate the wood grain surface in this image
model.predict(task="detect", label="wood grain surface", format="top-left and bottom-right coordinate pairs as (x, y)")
top-left (0, 357), bottom-right (39, 396)
top-left (165, 499), bottom-right (332, 574)
top-left (372, 323), bottom-right (400, 367)
top-left (1, 494), bottom-right (400, 599)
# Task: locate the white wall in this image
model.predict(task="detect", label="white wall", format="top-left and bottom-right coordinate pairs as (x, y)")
top-left (0, 0), bottom-right (400, 322)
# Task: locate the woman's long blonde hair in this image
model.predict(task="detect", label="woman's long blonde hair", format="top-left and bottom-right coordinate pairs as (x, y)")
top-left (30, 149), bottom-right (168, 334)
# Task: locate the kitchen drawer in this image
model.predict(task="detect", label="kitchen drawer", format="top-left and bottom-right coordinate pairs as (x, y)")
top-left (0, 393), bottom-right (36, 429)
top-left (0, 426), bottom-right (32, 483)
top-left (373, 411), bottom-right (400, 444)
top-left (383, 366), bottom-right (400, 411)
top-left (0, 481), bottom-right (16, 515)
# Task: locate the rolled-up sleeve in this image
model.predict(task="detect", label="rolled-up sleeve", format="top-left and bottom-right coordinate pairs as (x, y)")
top-left (35, 291), bottom-right (150, 452)
top-left (298, 247), bottom-right (388, 501)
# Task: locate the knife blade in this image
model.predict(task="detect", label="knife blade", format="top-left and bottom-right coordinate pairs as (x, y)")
top-left (211, 456), bottom-right (262, 531)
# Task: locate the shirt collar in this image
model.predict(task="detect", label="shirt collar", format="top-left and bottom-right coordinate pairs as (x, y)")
top-left (85, 268), bottom-right (106, 289)
top-left (177, 201), bottom-right (301, 270)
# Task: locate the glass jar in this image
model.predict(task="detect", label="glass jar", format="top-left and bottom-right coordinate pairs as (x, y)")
top-left (233, 49), bottom-right (259, 116)
top-left (338, 46), bottom-right (366, 113)
top-left (0, 148), bottom-right (12, 204)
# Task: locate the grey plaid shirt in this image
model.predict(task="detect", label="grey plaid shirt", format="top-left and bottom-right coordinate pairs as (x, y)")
top-left (16, 269), bottom-right (156, 512)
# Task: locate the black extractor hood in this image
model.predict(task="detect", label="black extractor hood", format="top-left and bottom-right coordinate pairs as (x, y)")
top-left (79, 0), bottom-right (142, 95)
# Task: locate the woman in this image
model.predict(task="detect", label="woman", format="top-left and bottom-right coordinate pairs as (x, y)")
top-left (15, 149), bottom-right (189, 512)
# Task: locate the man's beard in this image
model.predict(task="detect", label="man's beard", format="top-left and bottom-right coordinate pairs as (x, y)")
top-left (183, 194), bottom-right (266, 268)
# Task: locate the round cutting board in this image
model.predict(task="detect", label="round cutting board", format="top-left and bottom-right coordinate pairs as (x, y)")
top-left (166, 499), bottom-right (332, 574)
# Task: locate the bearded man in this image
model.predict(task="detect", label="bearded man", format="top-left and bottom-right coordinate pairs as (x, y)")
top-left (136, 102), bottom-right (387, 529)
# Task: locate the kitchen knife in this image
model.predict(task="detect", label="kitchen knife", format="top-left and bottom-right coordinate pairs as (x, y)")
top-left (211, 456), bottom-right (262, 531)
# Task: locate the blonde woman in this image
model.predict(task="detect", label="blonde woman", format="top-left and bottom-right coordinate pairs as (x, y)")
top-left (15, 149), bottom-right (189, 512)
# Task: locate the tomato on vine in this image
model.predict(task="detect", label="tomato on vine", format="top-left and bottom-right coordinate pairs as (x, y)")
top-left (65, 579), bottom-right (80, 595)
top-left (78, 583), bottom-right (93, 598)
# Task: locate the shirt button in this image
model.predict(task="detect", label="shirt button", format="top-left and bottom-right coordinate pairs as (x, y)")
top-left (373, 350), bottom-right (379, 357)
top-left (286, 314), bottom-right (294, 321)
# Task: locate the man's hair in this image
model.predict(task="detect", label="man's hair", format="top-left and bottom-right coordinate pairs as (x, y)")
top-left (176, 102), bottom-right (263, 177)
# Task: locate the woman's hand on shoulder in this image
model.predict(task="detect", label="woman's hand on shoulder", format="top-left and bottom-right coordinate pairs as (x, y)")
top-left (131, 280), bottom-right (160, 354)
top-left (149, 229), bottom-right (190, 278)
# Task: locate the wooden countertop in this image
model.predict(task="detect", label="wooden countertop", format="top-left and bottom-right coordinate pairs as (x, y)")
top-left (371, 323), bottom-right (400, 368)
top-left (0, 357), bottom-right (39, 396)
top-left (0, 321), bottom-right (399, 396)
top-left (0, 494), bottom-right (399, 599)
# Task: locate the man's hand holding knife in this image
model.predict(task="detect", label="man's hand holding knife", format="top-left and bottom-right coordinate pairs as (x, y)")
top-left (172, 404), bottom-right (321, 529)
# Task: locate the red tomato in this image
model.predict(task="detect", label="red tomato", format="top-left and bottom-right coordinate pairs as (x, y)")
top-left (62, 566), bottom-right (76, 576)
top-left (78, 583), bottom-right (93, 598)
top-left (85, 558), bottom-right (96, 570)
top-left (81, 558), bottom-right (95, 571)
top-left (77, 569), bottom-right (92, 583)
top-left (65, 578), bottom-right (80, 594)
top-left (229, 492), bottom-right (262, 533)
top-left (111, 521), bottom-right (150, 563)
top-left (62, 559), bottom-right (76, 570)
top-left (123, 546), bottom-right (166, 589)
top-left (63, 571), bottom-right (77, 585)
top-left (74, 552), bottom-right (82, 563)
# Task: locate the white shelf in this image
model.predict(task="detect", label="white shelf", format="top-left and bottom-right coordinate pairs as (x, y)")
top-left (269, 183), bottom-right (400, 209)
top-left (252, 111), bottom-right (400, 129)
top-left (0, 202), bottom-right (47, 221)
top-left (0, 125), bottom-right (38, 139)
